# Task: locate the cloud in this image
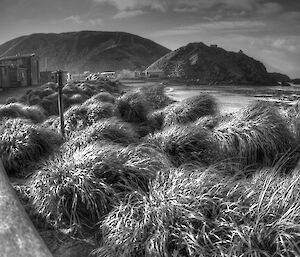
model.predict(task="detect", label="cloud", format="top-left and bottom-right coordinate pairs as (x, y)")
top-left (113, 10), bottom-right (144, 19)
top-left (92, 0), bottom-right (270, 12)
top-left (63, 15), bottom-right (103, 26)
top-left (271, 38), bottom-right (300, 53)
top-left (93, 0), bottom-right (167, 11)
top-left (174, 7), bottom-right (198, 12)
top-left (63, 15), bottom-right (83, 24)
top-left (150, 20), bottom-right (266, 37)
top-left (88, 18), bottom-right (103, 26)
top-left (258, 2), bottom-right (282, 15)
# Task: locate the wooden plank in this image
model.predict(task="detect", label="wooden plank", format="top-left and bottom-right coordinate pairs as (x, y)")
top-left (0, 160), bottom-right (53, 257)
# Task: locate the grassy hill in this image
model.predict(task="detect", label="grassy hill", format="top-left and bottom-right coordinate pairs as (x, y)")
top-left (0, 31), bottom-right (170, 72)
top-left (147, 42), bottom-right (277, 85)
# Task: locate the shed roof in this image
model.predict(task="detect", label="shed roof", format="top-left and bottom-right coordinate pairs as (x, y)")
top-left (0, 53), bottom-right (37, 62)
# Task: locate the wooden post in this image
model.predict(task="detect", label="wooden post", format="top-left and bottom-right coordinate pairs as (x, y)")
top-left (57, 70), bottom-right (65, 138)
top-left (0, 160), bottom-right (53, 257)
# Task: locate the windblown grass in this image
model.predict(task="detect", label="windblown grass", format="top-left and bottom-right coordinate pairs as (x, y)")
top-left (0, 118), bottom-right (63, 176)
top-left (138, 84), bottom-right (175, 109)
top-left (116, 91), bottom-right (151, 123)
top-left (55, 102), bottom-right (115, 136)
top-left (68, 117), bottom-right (139, 147)
top-left (84, 92), bottom-right (116, 105)
top-left (145, 123), bottom-right (219, 166)
top-left (5, 97), bottom-right (18, 104)
top-left (67, 93), bottom-right (88, 105)
top-left (163, 94), bottom-right (218, 127)
top-left (40, 92), bottom-right (70, 116)
top-left (145, 109), bottom-right (166, 132)
top-left (84, 102), bottom-right (115, 124)
top-left (27, 143), bottom-right (171, 229)
top-left (97, 165), bottom-right (300, 257)
top-left (213, 101), bottom-right (295, 168)
top-left (0, 103), bottom-right (46, 123)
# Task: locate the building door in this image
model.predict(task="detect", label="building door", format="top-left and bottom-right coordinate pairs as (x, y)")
top-left (9, 68), bottom-right (18, 87)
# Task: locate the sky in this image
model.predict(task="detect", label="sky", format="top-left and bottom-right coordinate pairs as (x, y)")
top-left (0, 0), bottom-right (299, 78)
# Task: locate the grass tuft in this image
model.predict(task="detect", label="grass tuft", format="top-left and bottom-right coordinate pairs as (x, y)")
top-left (145, 123), bottom-right (219, 166)
top-left (28, 143), bottom-right (170, 229)
top-left (0, 118), bottom-right (63, 176)
top-left (213, 101), bottom-right (295, 168)
top-left (0, 103), bottom-right (46, 123)
top-left (138, 84), bottom-right (175, 109)
top-left (97, 166), bottom-right (300, 257)
top-left (116, 91), bottom-right (152, 123)
top-left (163, 94), bottom-right (218, 127)
top-left (69, 117), bottom-right (139, 147)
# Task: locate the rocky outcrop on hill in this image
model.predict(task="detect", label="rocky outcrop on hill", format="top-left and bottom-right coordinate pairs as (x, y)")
top-left (0, 31), bottom-right (170, 73)
top-left (146, 42), bottom-right (277, 85)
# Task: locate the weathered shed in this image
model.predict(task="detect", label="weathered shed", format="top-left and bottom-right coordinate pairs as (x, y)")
top-left (0, 53), bottom-right (39, 89)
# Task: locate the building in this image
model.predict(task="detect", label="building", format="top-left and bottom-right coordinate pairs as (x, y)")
top-left (134, 70), bottom-right (146, 78)
top-left (100, 71), bottom-right (116, 79)
top-left (144, 69), bottom-right (165, 78)
top-left (0, 53), bottom-right (39, 89)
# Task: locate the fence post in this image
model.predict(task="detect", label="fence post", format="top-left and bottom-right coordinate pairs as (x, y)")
top-left (57, 70), bottom-right (65, 138)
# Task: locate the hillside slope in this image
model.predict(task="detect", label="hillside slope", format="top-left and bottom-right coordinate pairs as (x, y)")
top-left (146, 42), bottom-right (276, 85)
top-left (0, 31), bottom-right (170, 73)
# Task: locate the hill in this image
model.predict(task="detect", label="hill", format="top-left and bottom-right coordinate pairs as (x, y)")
top-left (0, 31), bottom-right (170, 73)
top-left (146, 42), bottom-right (277, 85)
top-left (268, 72), bottom-right (291, 83)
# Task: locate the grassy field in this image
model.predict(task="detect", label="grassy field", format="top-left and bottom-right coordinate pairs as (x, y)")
top-left (2, 79), bottom-right (300, 257)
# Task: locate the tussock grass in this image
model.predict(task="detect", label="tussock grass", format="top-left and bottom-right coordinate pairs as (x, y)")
top-left (91, 80), bottom-right (120, 94)
top-left (0, 103), bottom-right (46, 123)
top-left (62, 83), bottom-right (83, 96)
top-left (28, 143), bottom-right (118, 229)
top-left (145, 123), bottom-right (219, 166)
top-left (163, 94), bottom-right (218, 127)
top-left (61, 104), bottom-right (88, 134)
top-left (97, 166), bottom-right (300, 257)
top-left (146, 109), bottom-right (166, 132)
top-left (79, 83), bottom-right (97, 97)
top-left (69, 117), bottom-right (139, 147)
top-left (28, 95), bottom-right (41, 105)
top-left (5, 97), bottom-right (18, 104)
top-left (85, 102), bottom-right (115, 124)
top-left (213, 101), bottom-right (295, 168)
top-left (57, 102), bottom-right (115, 135)
top-left (67, 93), bottom-right (88, 105)
top-left (116, 91), bottom-right (152, 123)
top-left (138, 84), bottom-right (174, 109)
top-left (42, 82), bottom-right (57, 91)
top-left (28, 143), bottom-right (171, 229)
top-left (42, 116), bottom-right (59, 128)
top-left (84, 92), bottom-right (116, 105)
top-left (284, 102), bottom-right (300, 142)
top-left (0, 118), bottom-right (63, 176)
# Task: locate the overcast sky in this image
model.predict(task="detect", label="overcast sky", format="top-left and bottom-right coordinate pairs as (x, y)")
top-left (1, 0), bottom-right (299, 77)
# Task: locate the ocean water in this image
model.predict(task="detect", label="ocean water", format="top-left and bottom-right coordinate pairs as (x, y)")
top-left (166, 87), bottom-right (255, 113)
top-left (121, 80), bottom-right (300, 113)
